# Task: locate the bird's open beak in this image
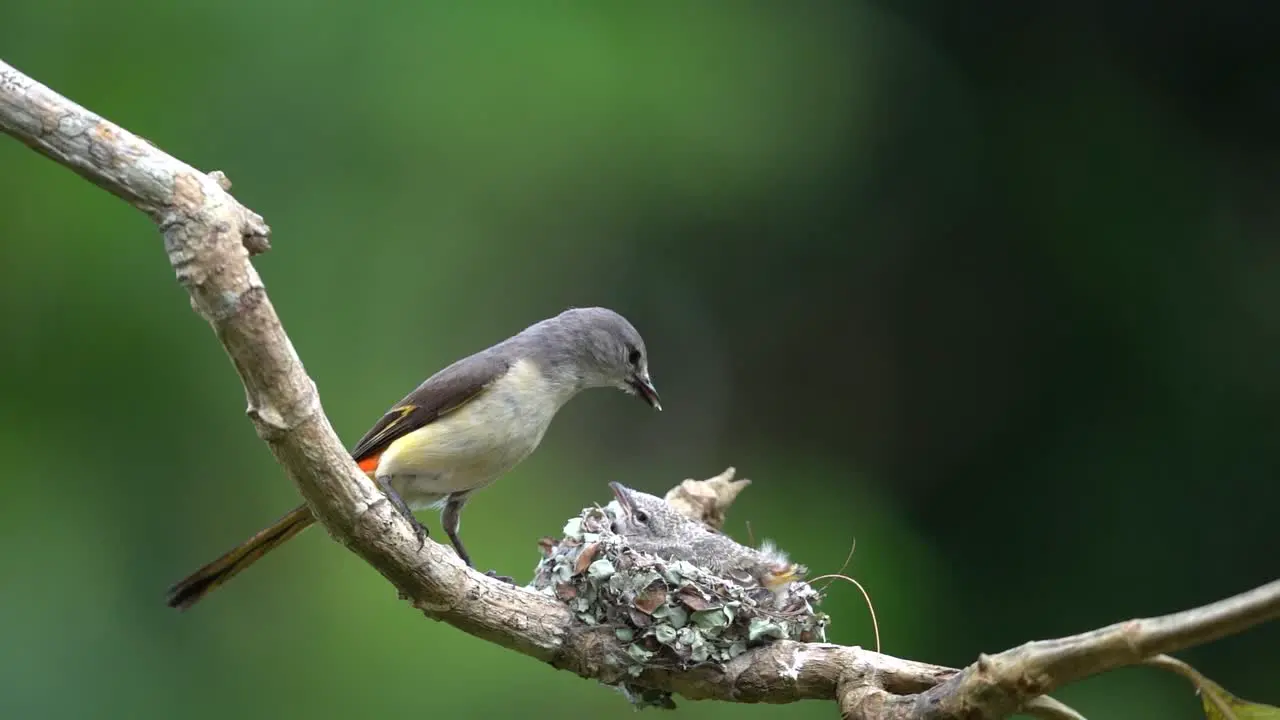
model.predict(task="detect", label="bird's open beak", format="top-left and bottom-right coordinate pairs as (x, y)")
top-left (628, 372), bottom-right (662, 411)
top-left (608, 481), bottom-right (637, 518)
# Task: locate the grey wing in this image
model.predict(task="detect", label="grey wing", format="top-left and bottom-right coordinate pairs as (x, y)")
top-left (349, 350), bottom-right (512, 466)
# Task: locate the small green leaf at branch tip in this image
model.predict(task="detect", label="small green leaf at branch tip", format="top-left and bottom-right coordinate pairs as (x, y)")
top-left (1198, 677), bottom-right (1280, 720)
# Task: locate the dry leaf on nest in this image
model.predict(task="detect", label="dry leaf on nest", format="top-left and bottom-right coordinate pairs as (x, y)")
top-left (663, 467), bottom-right (753, 530)
top-left (628, 607), bottom-right (653, 628)
top-left (634, 582), bottom-right (668, 615)
top-left (537, 536), bottom-right (558, 558)
top-left (574, 543), bottom-right (601, 576)
top-left (676, 587), bottom-right (713, 612)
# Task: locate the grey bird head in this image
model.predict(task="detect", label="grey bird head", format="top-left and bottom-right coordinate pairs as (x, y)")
top-left (608, 481), bottom-right (689, 540)
top-left (528, 307), bottom-right (661, 410)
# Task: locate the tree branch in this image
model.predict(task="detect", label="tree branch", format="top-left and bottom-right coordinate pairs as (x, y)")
top-left (854, 580), bottom-right (1280, 719)
top-left (3, 57), bottom-right (1275, 719)
top-left (1141, 655), bottom-right (1237, 720)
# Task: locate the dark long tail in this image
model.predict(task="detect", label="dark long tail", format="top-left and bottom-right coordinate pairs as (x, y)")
top-left (166, 504), bottom-right (315, 610)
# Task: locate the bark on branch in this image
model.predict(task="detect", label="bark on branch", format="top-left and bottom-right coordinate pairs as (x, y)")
top-left (3, 58), bottom-right (1275, 720)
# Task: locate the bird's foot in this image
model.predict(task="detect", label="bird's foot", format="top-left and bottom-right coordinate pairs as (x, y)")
top-left (377, 476), bottom-right (429, 550)
top-left (408, 517), bottom-right (429, 551)
top-left (484, 569), bottom-right (516, 585)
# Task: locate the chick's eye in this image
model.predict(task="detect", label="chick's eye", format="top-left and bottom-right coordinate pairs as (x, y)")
top-left (627, 346), bottom-right (642, 366)
top-left (634, 510), bottom-right (649, 523)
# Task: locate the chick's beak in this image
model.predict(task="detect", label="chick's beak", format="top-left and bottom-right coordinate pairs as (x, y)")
top-left (628, 371), bottom-right (662, 411)
top-left (608, 481), bottom-right (637, 517)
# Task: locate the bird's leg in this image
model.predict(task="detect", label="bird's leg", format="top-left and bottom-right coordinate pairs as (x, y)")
top-left (440, 493), bottom-right (474, 566)
top-left (442, 494), bottom-right (515, 585)
top-left (376, 476), bottom-right (428, 550)
top-left (483, 569), bottom-right (516, 585)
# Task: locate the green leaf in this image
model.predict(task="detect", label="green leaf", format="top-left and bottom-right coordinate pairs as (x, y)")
top-left (690, 608), bottom-right (731, 633)
top-left (722, 600), bottom-right (741, 623)
top-left (658, 565), bottom-right (682, 585)
top-left (653, 623), bottom-right (679, 645)
top-left (1199, 677), bottom-right (1280, 720)
top-left (553, 562), bottom-right (573, 583)
top-left (628, 570), bottom-right (662, 593)
top-left (666, 604), bottom-right (689, 629)
top-left (562, 517), bottom-right (583, 538)
top-left (614, 627), bottom-right (634, 642)
top-left (626, 643), bottom-right (653, 664)
top-left (690, 642), bottom-right (711, 663)
top-left (747, 616), bottom-right (788, 642)
top-left (677, 627), bottom-right (700, 647)
top-left (587, 558), bottom-right (616, 581)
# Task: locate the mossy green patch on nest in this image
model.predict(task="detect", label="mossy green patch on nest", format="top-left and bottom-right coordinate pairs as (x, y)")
top-left (529, 502), bottom-right (829, 709)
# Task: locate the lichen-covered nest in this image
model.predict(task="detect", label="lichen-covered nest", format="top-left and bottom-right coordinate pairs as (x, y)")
top-left (529, 499), bottom-right (829, 708)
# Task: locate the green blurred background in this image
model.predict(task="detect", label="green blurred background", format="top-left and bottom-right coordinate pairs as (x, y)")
top-left (1, 2), bottom-right (1277, 718)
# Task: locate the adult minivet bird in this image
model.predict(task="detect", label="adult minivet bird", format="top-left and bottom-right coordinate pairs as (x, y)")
top-left (166, 307), bottom-right (661, 610)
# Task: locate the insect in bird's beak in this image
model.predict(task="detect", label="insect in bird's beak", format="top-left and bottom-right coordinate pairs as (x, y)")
top-left (627, 371), bottom-right (662, 411)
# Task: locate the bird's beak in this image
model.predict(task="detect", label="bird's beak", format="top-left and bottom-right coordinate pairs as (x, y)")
top-left (628, 371), bottom-right (662, 411)
top-left (608, 481), bottom-right (637, 518)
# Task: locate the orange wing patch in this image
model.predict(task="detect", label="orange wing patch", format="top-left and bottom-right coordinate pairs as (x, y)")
top-left (350, 405), bottom-right (419, 471)
top-left (357, 453), bottom-right (382, 474)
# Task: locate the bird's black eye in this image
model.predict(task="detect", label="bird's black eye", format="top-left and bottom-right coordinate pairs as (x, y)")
top-left (634, 510), bottom-right (649, 523)
top-left (627, 345), bottom-right (642, 366)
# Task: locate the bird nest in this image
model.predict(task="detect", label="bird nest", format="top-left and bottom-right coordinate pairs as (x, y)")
top-left (529, 496), bottom-right (829, 709)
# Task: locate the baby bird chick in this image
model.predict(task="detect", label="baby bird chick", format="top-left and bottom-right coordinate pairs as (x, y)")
top-left (607, 481), bottom-right (806, 593)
